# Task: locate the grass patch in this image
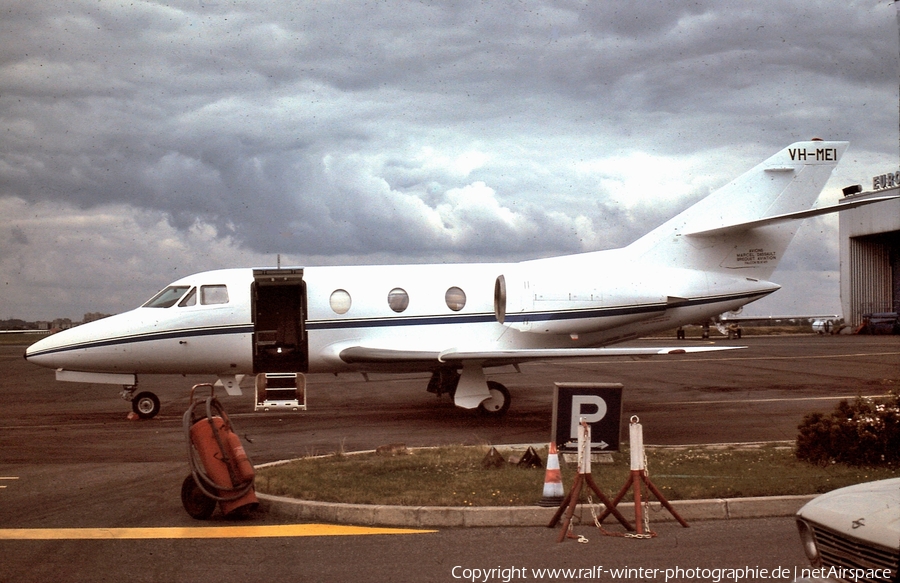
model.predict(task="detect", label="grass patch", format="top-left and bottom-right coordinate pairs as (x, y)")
top-left (255, 443), bottom-right (899, 507)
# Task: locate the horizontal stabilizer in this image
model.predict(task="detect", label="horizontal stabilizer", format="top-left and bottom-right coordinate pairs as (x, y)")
top-left (684, 194), bottom-right (899, 237)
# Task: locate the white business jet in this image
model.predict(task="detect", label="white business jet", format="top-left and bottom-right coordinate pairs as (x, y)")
top-left (24, 140), bottom-right (881, 419)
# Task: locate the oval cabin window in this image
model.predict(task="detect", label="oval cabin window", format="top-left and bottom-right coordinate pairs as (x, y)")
top-left (387, 288), bottom-right (409, 313)
top-left (330, 289), bottom-right (352, 314)
top-left (445, 287), bottom-right (466, 311)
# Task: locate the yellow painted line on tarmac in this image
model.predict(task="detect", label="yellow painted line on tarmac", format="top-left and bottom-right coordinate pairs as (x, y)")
top-left (0, 524), bottom-right (435, 540)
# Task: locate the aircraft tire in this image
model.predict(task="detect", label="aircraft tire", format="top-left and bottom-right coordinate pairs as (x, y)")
top-left (478, 381), bottom-right (511, 417)
top-left (132, 391), bottom-right (160, 419)
top-left (181, 475), bottom-right (216, 520)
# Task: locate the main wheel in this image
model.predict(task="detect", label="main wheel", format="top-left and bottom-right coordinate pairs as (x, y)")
top-left (478, 381), bottom-right (511, 417)
top-left (181, 475), bottom-right (216, 520)
top-left (132, 391), bottom-right (160, 419)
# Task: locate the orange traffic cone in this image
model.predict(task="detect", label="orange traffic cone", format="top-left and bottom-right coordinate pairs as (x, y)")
top-left (538, 442), bottom-right (565, 507)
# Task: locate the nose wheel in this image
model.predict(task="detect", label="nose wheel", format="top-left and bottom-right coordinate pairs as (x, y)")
top-left (123, 388), bottom-right (161, 419)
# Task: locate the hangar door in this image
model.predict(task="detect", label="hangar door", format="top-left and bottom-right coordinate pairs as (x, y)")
top-left (848, 233), bottom-right (900, 324)
top-left (252, 268), bottom-right (309, 374)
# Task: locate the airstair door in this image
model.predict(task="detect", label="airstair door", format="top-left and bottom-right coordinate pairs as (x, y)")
top-left (252, 268), bottom-right (309, 374)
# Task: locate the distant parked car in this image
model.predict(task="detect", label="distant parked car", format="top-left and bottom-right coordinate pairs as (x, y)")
top-left (795, 478), bottom-right (899, 583)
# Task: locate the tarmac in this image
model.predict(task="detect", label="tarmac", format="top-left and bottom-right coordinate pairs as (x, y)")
top-left (3, 336), bottom-right (897, 581)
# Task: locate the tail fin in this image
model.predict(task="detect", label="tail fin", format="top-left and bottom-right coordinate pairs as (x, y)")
top-left (627, 140), bottom-right (848, 280)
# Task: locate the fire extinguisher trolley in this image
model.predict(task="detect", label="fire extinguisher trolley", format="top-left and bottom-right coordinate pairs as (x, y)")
top-left (181, 383), bottom-right (258, 519)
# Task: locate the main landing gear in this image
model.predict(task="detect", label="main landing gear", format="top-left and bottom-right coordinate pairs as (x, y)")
top-left (122, 386), bottom-right (161, 419)
top-left (479, 381), bottom-right (511, 417)
top-left (426, 370), bottom-right (511, 417)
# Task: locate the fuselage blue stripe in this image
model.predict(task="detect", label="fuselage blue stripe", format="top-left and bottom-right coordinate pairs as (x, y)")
top-left (27, 290), bottom-right (766, 357)
top-left (26, 325), bottom-right (254, 358)
top-left (305, 303), bottom-right (665, 330)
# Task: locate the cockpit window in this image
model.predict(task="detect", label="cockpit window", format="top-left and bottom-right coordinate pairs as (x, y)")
top-left (200, 285), bottom-right (229, 305)
top-left (142, 286), bottom-right (192, 308)
top-left (178, 288), bottom-right (197, 307)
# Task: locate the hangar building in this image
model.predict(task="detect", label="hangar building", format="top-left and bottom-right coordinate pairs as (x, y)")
top-left (839, 169), bottom-right (900, 327)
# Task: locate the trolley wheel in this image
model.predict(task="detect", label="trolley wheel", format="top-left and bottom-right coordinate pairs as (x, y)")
top-left (132, 391), bottom-right (160, 419)
top-left (181, 475), bottom-right (216, 520)
top-left (478, 381), bottom-right (511, 417)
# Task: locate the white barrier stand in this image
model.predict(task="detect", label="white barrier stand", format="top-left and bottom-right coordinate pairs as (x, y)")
top-left (549, 419), bottom-right (633, 542)
top-left (598, 416), bottom-right (689, 535)
top-left (578, 416), bottom-right (591, 475)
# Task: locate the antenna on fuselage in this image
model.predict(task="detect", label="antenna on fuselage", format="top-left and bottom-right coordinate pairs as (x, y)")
top-left (277, 254), bottom-right (281, 269)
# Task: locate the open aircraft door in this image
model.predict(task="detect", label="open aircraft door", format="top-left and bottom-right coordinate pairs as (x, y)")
top-left (251, 268), bottom-right (309, 375)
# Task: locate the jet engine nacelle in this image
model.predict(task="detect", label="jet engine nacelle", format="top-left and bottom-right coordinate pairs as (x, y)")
top-left (494, 272), bottom-right (667, 335)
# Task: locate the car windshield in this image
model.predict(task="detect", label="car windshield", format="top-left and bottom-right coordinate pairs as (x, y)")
top-left (142, 286), bottom-right (192, 308)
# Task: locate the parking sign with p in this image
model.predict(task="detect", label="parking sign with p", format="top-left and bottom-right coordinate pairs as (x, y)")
top-left (551, 382), bottom-right (623, 453)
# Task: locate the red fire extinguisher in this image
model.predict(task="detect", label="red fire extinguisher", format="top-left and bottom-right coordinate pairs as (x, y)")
top-left (182, 383), bottom-right (258, 519)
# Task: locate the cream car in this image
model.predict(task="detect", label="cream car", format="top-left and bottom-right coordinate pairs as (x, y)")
top-left (795, 478), bottom-right (899, 583)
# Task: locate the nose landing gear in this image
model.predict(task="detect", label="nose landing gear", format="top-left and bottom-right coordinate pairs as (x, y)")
top-left (122, 387), bottom-right (161, 419)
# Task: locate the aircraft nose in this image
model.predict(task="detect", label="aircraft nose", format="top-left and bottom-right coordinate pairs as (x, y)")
top-left (22, 309), bottom-right (156, 374)
top-left (24, 337), bottom-right (41, 361)
top-left (22, 324), bottom-right (95, 370)
top-left (24, 334), bottom-right (60, 368)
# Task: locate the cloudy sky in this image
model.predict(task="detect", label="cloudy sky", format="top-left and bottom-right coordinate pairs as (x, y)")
top-left (2, 0), bottom-right (898, 322)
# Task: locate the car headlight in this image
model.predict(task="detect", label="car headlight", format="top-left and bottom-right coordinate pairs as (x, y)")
top-left (796, 519), bottom-right (821, 566)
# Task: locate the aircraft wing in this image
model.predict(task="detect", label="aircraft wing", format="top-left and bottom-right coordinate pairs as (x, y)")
top-left (339, 344), bottom-right (744, 368)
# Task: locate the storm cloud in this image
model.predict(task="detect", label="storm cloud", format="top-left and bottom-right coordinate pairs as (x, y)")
top-left (1, 0), bottom-right (898, 319)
